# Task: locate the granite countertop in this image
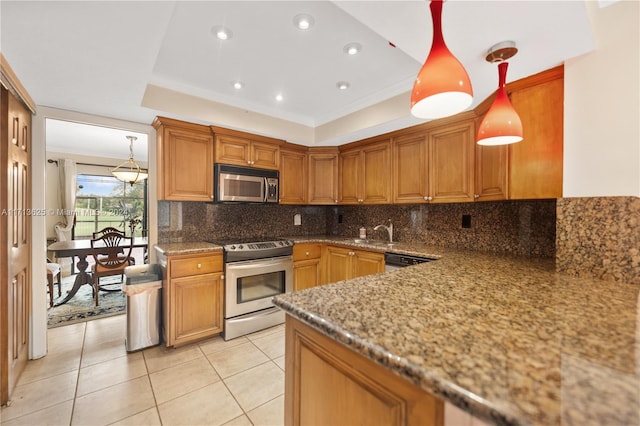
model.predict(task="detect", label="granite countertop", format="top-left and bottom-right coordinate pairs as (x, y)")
top-left (273, 244), bottom-right (640, 426)
top-left (154, 241), bottom-right (222, 256)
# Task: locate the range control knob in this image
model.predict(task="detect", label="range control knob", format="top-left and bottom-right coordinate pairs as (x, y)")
top-left (238, 245), bottom-right (244, 250)
top-left (230, 245), bottom-right (236, 250)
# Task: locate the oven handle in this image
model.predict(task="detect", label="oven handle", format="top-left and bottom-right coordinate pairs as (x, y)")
top-left (225, 255), bottom-right (293, 270)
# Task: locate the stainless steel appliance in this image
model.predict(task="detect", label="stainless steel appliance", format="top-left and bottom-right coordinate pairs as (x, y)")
top-left (384, 252), bottom-right (436, 271)
top-left (214, 163), bottom-right (279, 203)
top-left (216, 238), bottom-right (294, 340)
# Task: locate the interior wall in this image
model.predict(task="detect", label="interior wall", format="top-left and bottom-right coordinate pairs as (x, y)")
top-left (563, 0), bottom-right (640, 197)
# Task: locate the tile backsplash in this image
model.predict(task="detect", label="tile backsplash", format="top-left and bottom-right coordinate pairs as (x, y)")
top-left (158, 199), bottom-right (557, 258)
top-left (556, 196), bottom-right (639, 284)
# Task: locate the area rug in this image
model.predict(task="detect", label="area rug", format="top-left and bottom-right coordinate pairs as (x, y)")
top-left (47, 275), bottom-right (126, 328)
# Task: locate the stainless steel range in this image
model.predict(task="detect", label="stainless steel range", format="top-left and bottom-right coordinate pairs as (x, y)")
top-left (214, 237), bottom-right (293, 340)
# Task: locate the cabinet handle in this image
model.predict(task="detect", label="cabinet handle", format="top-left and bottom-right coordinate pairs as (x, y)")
top-left (221, 275), bottom-right (224, 280)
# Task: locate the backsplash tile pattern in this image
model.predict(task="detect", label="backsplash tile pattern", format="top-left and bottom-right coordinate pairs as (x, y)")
top-left (556, 196), bottom-right (640, 284)
top-left (159, 199), bottom-right (557, 258)
top-left (329, 200), bottom-right (557, 258)
top-left (157, 202), bottom-right (328, 243)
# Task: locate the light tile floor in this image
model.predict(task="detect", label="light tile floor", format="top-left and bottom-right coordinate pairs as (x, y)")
top-left (0, 315), bottom-right (285, 426)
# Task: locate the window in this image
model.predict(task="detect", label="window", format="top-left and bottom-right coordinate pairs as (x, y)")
top-left (74, 174), bottom-right (147, 239)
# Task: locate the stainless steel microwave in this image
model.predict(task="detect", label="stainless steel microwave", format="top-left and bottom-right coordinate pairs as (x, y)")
top-left (214, 163), bottom-right (279, 203)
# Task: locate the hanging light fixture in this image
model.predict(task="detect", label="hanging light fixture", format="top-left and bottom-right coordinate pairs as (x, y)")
top-left (411, 0), bottom-right (473, 119)
top-left (477, 41), bottom-right (523, 146)
top-left (111, 135), bottom-right (148, 186)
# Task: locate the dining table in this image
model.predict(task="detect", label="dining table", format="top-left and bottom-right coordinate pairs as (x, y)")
top-left (48, 237), bottom-right (148, 306)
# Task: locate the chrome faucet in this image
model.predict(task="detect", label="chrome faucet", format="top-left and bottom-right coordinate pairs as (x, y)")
top-left (374, 219), bottom-right (394, 243)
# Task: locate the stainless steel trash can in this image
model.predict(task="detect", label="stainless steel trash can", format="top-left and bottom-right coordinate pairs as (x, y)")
top-left (123, 264), bottom-right (162, 352)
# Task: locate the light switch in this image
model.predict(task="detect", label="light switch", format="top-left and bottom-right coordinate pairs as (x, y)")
top-left (294, 214), bottom-right (301, 226)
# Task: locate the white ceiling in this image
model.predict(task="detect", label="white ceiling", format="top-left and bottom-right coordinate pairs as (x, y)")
top-left (1, 1), bottom-right (595, 155)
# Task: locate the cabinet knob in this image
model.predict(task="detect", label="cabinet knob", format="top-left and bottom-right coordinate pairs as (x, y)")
top-left (305, 251), bottom-right (310, 256)
top-left (197, 263), bottom-right (202, 269)
top-left (474, 194), bottom-right (480, 199)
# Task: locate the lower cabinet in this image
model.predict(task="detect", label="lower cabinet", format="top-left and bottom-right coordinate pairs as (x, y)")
top-left (158, 251), bottom-right (224, 347)
top-left (324, 245), bottom-right (385, 284)
top-left (285, 315), bottom-right (444, 426)
top-left (293, 243), bottom-right (322, 291)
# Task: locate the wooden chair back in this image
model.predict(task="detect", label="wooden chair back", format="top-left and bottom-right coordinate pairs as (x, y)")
top-left (91, 231), bottom-right (133, 271)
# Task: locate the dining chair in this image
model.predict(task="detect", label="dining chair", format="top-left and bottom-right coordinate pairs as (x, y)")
top-left (46, 259), bottom-right (62, 307)
top-left (90, 230), bottom-right (134, 306)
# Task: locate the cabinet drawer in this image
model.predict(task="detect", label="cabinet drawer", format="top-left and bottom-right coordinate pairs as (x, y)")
top-left (170, 254), bottom-right (223, 278)
top-left (293, 243), bottom-right (322, 261)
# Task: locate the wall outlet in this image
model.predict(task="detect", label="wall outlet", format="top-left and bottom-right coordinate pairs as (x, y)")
top-left (462, 214), bottom-right (472, 229)
top-left (294, 213), bottom-right (301, 226)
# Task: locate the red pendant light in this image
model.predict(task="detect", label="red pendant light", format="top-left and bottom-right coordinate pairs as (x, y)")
top-left (411, 0), bottom-right (473, 119)
top-left (477, 42), bottom-right (523, 146)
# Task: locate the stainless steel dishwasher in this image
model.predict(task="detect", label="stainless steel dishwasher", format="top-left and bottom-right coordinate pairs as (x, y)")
top-left (384, 252), bottom-right (436, 271)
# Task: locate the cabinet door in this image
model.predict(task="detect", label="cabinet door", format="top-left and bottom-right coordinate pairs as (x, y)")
top-left (308, 151), bottom-right (339, 204)
top-left (251, 141), bottom-right (279, 169)
top-left (280, 148), bottom-right (308, 204)
top-left (428, 120), bottom-right (475, 203)
top-left (324, 246), bottom-right (351, 283)
top-left (475, 144), bottom-right (508, 201)
top-left (215, 135), bottom-right (251, 166)
top-left (162, 127), bottom-right (213, 201)
top-left (393, 133), bottom-right (428, 203)
top-left (509, 75), bottom-right (563, 199)
top-left (285, 316), bottom-right (444, 426)
top-left (361, 141), bottom-right (391, 204)
top-left (294, 259), bottom-right (321, 291)
top-left (339, 149), bottom-right (361, 204)
top-left (352, 250), bottom-right (385, 278)
top-left (170, 273), bottom-right (223, 346)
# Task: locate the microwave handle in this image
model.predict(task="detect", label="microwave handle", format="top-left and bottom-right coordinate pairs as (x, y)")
top-left (263, 177), bottom-right (268, 202)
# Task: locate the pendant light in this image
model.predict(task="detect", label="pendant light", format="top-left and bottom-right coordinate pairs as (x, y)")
top-left (410, 0), bottom-right (473, 119)
top-left (477, 41), bottom-right (523, 146)
top-left (111, 136), bottom-right (148, 186)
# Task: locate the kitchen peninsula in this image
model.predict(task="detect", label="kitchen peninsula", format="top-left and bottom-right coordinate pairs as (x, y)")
top-left (273, 241), bottom-right (640, 426)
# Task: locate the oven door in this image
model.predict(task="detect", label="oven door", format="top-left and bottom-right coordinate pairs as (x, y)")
top-left (224, 255), bottom-right (293, 318)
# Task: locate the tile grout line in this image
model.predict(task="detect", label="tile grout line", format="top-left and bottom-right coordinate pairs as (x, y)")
top-left (68, 322), bottom-right (88, 426)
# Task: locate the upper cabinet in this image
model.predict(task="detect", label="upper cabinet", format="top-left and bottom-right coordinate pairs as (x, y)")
top-left (153, 116), bottom-right (214, 202)
top-left (212, 126), bottom-right (282, 170)
top-left (279, 143), bottom-right (308, 205)
top-left (427, 118), bottom-right (476, 203)
top-left (507, 66), bottom-right (563, 199)
top-left (339, 137), bottom-right (391, 204)
top-left (392, 114), bottom-right (478, 204)
top-left (308, 147), bottom-right (339, 205)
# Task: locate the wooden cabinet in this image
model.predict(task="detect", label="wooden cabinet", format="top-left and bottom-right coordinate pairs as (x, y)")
top-left (507, 66), bottom-right (564, 199)
top-left (293, 243), bottom-right (322, 291)
top-left (339, 138), bottom-right (391, 204)
top-left (308, 147), bottom-right (339, 205)
top-left (428, 119), bottom-right (475, 203)
top-left (212, 126), bottom-right (282, 170)
top-left (392, 116), bottom-right (475, 204)
top-left (153, 117), bottom-right (214, 201)
top-left (474, 143), bottom-right (508, 201)
top-left (285, 315), bottom-right (444, 426)
top-left (157, 251), bottom-right (224, 347)
top-left (392, 131), bottom-right (428, 203)
top-left (280, 144), bottom-right (308, 204)
top-left (324, 245), bottom-right (384, 284)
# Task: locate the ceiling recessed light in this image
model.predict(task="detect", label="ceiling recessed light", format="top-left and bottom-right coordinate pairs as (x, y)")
top-left (336, 81), bottom-right (350, 90)
top-left (211, 25), bottom-right (233, 40)
top-left (231, 81), bottom-right (244, 90)
top-left (275, 94), bottom-right (284, 102)
top-left (343, 42), bottom-right (362, 55)
top-left (293, 14), bottom-right (314, 30)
